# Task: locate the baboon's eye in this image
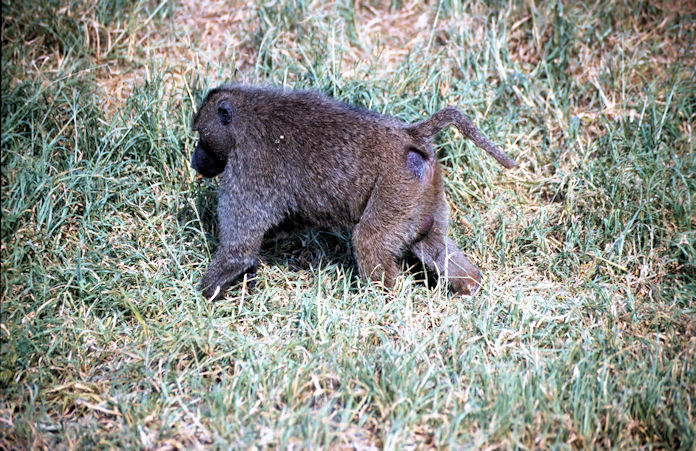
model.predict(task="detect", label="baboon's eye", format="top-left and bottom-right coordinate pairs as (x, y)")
top-left (217, 100), bottom-right (234, 125)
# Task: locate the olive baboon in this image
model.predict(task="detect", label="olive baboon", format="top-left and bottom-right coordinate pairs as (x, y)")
top-left (191, 84), bottom-right (517, 300)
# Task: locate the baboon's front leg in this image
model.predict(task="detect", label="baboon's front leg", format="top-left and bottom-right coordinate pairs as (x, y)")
top-left (198, 188), bottom-right (273, 300)
top-left (198, 244), bottom-right (261, 300)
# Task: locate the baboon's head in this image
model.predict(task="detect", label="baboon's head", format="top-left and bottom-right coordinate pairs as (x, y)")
top-left (191, 90), bottom-right (236, 178)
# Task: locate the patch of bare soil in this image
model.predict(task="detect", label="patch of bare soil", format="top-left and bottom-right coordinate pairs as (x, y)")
top-left (96, 0), bottom-right (462, 108)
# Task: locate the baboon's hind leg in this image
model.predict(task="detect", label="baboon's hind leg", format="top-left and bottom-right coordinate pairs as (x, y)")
top-left (352, 220), bottom-right (403, 289)
top-left (352, 181), bottom-right (415, 289)
top-left (410, 225), bottom-right (481, 295)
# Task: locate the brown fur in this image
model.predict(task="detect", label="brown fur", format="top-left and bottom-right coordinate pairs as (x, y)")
top-left (190, 85), bottom-right (517, 300)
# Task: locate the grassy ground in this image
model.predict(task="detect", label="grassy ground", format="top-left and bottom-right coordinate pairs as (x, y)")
top-left (1, 0), bottom-right (694, 448)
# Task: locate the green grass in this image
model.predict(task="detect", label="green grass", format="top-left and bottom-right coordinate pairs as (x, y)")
top-left (2, 0), bottom-right (694, 448)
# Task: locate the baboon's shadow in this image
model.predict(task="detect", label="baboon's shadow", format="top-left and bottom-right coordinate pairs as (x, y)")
top-left (261, 228), bottom-right (355, 274)
top-left (262, 231), bottom-right (439, 291)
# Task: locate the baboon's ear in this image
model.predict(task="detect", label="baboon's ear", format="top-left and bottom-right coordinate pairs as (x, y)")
top-left (217, 100), bottom-right (233, 125)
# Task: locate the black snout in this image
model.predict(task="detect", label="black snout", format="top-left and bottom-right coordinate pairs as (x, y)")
top-left (191, 144), bottom-right (225, 178)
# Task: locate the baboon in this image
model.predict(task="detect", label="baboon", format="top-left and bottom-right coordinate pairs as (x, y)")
top-left (191, 84), bottom-right (517, 300)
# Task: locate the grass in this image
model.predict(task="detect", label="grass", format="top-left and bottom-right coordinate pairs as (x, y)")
top-left (1, 0), bottom-right (694, 448)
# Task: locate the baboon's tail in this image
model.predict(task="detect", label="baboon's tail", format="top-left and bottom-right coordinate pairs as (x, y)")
top-left (408, 107), bottom-right (518, 169)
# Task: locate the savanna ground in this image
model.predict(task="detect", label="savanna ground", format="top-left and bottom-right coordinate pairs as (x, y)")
top-left (1, 0), bottom-right (695, 448)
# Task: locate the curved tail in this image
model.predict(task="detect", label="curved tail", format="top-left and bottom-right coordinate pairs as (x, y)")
top-left (408, 107), bottom-right (518, 169)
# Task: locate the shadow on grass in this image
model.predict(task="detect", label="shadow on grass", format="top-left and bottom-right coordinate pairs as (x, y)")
top-left (262, 232), bottom-right (444, 293)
